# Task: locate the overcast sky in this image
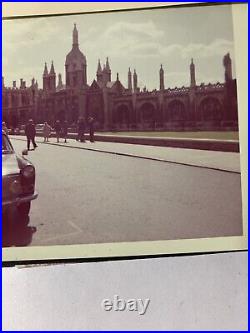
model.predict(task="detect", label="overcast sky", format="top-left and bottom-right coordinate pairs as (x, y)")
top-left (2, 4), bottom-right (236, 91)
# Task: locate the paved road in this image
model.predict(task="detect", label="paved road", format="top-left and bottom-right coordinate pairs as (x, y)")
top-left (3, 138), bottom-right (243, 247)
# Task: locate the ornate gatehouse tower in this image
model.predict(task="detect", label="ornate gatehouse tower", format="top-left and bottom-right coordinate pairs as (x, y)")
top-left (65, 24), bottom-right (87, 89)
top-left (63, 23), bottom-right (88, 120)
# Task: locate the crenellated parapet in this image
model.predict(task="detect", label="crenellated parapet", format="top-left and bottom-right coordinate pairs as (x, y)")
top-left (196, 82), bottom-right (225, 92)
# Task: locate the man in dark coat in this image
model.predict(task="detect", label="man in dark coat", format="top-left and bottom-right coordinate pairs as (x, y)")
top-left (77, 117), bottom-right (86, 142)
top-left (25, 119), bottom-right (37, 150)
top-left (88, 116), bottom-right (95, 143)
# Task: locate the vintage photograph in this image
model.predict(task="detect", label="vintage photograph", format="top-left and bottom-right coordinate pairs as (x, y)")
top-left (2, 3), bottom-right (246, 261)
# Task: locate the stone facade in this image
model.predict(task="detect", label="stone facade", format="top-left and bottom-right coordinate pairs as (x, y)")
top-left (2, 25), bottom-right (238, 131)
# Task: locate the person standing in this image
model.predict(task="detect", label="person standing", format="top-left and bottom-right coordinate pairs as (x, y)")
top-left (77, 117), bottom-right (86, 142)
top-left (88, 116), bottom-right (95, 143)
top-left (62, 120), bottom-right (68, 143)
top-left (25, 119), bottom-right (37, 150)
top-left (43, 121), bottom-right (52, 142)
top-left (54, 120), bottom-right (61, 143)
top-left (2, 122), bottom-right (8, 136)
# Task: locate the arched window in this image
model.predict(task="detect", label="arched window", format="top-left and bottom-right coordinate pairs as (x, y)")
top-left (168, 100), bottom-right (185, 121)
top-left (200, 97), bottom-right (222, 121)
top-left (114, 105), bottom-right (129, 125)
top-left (140, 103), bottom-right (155, 123)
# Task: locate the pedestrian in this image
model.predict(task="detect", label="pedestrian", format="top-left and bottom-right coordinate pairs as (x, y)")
top-left (62, 120), bottom-right (68, 143)
top-left (25, 119), bottom-right (37, 150)
top-left (43, 121), bottom-right (52, 142)
top-left (54, 120), bottom-right (61, 143)
top-left (77, 117), bottom-right (86, 142)
top-left (88, 116), bottom-right (95, 143)
top-left (2, 122), bottom-right (8, 136)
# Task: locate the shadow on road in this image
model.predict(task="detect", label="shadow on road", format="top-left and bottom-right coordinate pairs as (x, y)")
top-left (2, 210), bottom-right (37, 247)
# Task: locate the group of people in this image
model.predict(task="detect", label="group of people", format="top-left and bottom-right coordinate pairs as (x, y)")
top-left (23, 116), bottom-right (95, 150)
top-left (44, 120), bottom-right (68, 143)
top-left (2, 116), bottom-right (95, 151)
top-left (47, 116), bottom-right (95, 143)
top-left (75, 116), bottom-right (95, 143)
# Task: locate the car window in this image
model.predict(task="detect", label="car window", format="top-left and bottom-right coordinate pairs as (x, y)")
top-left (2, 134), bottom-right (14, 153)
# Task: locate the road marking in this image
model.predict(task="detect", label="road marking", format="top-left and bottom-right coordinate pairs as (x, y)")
top-left (39, 230), bottom-right (81, 243)
top-left (68, 219), bottom-right (83, 233)
top-left (34, 219), bottom-right (83, 244)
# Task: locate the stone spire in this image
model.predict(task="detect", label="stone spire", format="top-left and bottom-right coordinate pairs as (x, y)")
top-left (48, 61), bottom-right (56, 91)
top-left (50, 61), bottom-right (55, 75)
top-left (20, 78), bottom-right (26, 89)
top-left (97, 59), bottom-right (102, 73)
top-left (43, 62), bottom-right (48, 76)
top-left (116, 72), bottom-right (119, 81)
top-left (43, 63), bottom-right (49, 90)
top-left (128, 67), bottom-right (132, 91)
top-left (223, 52), bottom-right (232, 82)
top-left (101, 58), bottom-right (111, 83)
top-left (73, 23), bottom-right (78, 47)
top-left (96, 59), bottom-right (103, 83)
top-left (105, 57), bottom-right (111, 82)
top-left (159, 64), bottom-right (165, 90)
top-left (190, 58), bottom-right (196, 87)
top-left (133, 69), bottom-right (138, 92)
top-left (105, 57), bottom-right (111, 71)
top-left (57, 73), bottom-right (63, 90)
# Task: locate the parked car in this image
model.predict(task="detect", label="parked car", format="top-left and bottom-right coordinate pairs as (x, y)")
top-left (8, 127), bottom-right (20, 135)
top-left (68, 126), bottom-right (77, 133)
top-left (35, 123), bottom-right (44, 131)
top-left (2, 131), bottom-right (38, 217)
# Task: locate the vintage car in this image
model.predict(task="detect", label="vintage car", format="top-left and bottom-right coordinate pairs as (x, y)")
top-left (2, 131), bottom-right (38, 217)
top-left (35, 123), bottom-right (44, 131)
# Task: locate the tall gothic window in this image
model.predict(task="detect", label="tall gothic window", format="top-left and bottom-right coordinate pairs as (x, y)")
top-left (168, 100), bottom-right (186, 121)
top-left (140, 103), bottom-right (155, 123)
top-left (73, 76), bottom-right (77, 87)
top-left (200, 97), bottom-right (222, 121)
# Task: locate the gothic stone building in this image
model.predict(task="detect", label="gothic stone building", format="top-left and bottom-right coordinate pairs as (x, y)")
top-left (2, 24), bottom-right (238, 131)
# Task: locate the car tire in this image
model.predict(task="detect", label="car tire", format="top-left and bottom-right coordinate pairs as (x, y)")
top-left (18, 202), bottom-right (31, 216)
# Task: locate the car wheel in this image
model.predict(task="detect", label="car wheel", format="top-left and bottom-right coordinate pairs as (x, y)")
top-left (18, 202), bottom-right (31, 216)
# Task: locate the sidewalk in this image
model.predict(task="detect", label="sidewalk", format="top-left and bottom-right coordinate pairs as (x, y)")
top-left (11, 135), bottom-right (241, 173)
top-left (15, 130), bottom-right (240, 152)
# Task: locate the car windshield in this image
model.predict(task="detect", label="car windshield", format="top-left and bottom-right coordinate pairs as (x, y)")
top-left (2, 134), bottom-right (14, 154)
